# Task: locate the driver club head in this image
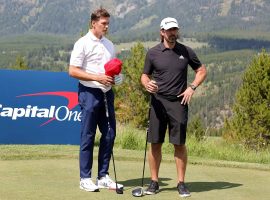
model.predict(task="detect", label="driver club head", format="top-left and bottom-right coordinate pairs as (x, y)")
top-left (116, 187), bottom-right (124, 194)
top-left (132, 187), bottom-right (144, 197)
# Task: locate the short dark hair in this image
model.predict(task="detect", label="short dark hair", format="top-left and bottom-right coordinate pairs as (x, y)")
top-left (91, 7), bottom-right (110, 23)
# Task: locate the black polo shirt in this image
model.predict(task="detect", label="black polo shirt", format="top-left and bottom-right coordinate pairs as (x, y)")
top-left (143, 42), bottom-right (202, 97)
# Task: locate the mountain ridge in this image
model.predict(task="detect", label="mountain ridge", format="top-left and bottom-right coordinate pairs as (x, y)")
top-left (1, 0), bottom-right (270, 39)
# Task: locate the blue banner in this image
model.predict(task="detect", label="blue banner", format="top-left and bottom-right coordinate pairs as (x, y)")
top-left (0, 69), bottom-right (81, 144)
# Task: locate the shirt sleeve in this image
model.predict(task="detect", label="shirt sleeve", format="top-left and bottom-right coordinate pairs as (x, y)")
top-left (112, 44), bottom-right (116, 58)
top-left (103, 38), bottom-right (115, 59)
top-left (143, 51), bottom-right (153, 75)
top-left (187, 47), bottom-right (202, 70)
top-left (69, 39), bottom-right (85, 67)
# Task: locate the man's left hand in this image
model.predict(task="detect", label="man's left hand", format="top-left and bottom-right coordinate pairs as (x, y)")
top-left (177, 87), bottom-right (195, 105)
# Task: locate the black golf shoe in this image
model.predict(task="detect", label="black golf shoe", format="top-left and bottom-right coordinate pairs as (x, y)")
top-left (177, 182), bottom-right (191, 198)
top-left (145, 180), bottom-right (159, 195)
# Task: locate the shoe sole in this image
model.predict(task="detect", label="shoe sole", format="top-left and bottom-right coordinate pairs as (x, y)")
top-left (97, 185), bottom-right (108, 189)
top-left (144, 190), bottom-right (159, 195)
top-left (80, 186), bottom-right (99, 192)
top-left (98, 185), bottom-right (124, 190)
top-left (179, 193), bottom-right (191, 198)
top-left (97, 182), bottom-right (124, 189)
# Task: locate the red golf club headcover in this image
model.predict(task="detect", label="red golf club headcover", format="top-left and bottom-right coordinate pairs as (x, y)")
top-left (104, 58), bottom-right (122, 77)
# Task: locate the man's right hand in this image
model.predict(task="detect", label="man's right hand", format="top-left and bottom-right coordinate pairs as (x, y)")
top-left (97, 74), bottom-right (114, 86)
top-left (145, 80), bottom-right (158, 93)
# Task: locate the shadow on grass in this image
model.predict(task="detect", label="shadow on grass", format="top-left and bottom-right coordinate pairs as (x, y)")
top-left (159, 181), bottom-right (242, 193)
top-left (120, 177), bottom-right (172, 191)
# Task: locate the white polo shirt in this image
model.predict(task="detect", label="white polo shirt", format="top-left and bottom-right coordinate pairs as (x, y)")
top-left (70, 31), bottom-right (115, 92)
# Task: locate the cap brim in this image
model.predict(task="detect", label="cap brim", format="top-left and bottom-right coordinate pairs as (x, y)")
top-left (163, 25), bottom-right (179, 30)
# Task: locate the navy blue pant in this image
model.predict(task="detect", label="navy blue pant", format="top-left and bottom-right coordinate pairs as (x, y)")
top-left (78, 83), bottom-right (116, 179)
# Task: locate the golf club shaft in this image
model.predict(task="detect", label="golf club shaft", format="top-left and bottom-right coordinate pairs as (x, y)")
top-left (111, 149), bottom-right (118, 189)
top-left (103, 93), bottom-right (120, 193)
top-left (142, 125), bottom-right (148, 187)
top-left (142, 103), bottom-right (151, 187)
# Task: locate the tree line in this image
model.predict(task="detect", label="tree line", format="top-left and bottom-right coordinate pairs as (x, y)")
top-left (115, 44), bottom-right (270, 150)
top-left (7, 41), bottom-right (253, 131)
top-left (9, 43), bottom-right (270, 150)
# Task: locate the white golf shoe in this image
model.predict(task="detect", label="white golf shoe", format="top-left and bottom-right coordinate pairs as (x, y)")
top-left (80, 178), bottom-right (99, 192)
top-left (96, 174), bottom-right (124, 190)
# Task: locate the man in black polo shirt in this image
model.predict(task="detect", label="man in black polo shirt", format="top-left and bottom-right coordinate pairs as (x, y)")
top-left (141, 17), bottom-right (207, 197)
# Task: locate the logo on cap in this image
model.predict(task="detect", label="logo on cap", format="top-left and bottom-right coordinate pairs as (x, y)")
top-left (160, 17), bottom-right (179, 30)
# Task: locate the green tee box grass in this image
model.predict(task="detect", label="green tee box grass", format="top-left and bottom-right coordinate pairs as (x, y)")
top-left (0, 145), bottom-right (270, 200)
top-left (1, 158), bottom-right (270, 200)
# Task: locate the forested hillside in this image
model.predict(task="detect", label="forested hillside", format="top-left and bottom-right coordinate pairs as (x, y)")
top-left (1, 0), bottom-right (270, 133)
top-left (1, 0), bottom-right (270, 40)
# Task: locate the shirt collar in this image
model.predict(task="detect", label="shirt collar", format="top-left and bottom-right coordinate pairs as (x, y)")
top-left (159, 42), bottom-right (179, 52)
top-left (87, 30), bottom-right (105, 42)
top-left (159, 42), bottom-right (167, 51)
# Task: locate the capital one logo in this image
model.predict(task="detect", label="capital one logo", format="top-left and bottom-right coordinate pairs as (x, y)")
top-left (0, 91), bottom-right (81, 126)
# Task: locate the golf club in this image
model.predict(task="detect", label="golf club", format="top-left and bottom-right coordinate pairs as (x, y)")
top-left (103, 93), bottom-right (123, 194)
top-left (132, 105), bottom-right (151, 197)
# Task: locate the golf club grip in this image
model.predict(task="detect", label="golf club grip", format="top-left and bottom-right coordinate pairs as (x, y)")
top-left (103, 93), bottom-right (109, 118)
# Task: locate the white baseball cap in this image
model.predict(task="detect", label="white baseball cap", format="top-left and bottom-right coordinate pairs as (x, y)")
top-left (160, 17), bottom-right (179, 30)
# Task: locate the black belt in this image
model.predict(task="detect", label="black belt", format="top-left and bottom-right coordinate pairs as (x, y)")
top-left (156, 93), bottom-right (182, 102)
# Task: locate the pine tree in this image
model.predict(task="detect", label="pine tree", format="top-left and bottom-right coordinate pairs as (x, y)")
top-left (224, 50), bottom-right (270, 149)
top-left (114, 42), bottom-right (149, 128)
top-left (188, 115), bottom-right (206, 141)
top-left (10, 55), bottom-right (29, 70)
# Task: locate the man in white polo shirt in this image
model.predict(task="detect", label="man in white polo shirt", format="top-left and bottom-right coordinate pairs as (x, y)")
top-left (69, 7), bottom-right (123, 192)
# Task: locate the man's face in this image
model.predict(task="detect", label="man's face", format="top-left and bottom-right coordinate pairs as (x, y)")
top-left (92, 17), bottom-right (110, 38)
top-left (161, 27), bottom-right (179, 44)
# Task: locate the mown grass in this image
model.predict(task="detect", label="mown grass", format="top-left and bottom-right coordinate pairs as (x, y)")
top-left (1, 158), bottom-right (269, 200)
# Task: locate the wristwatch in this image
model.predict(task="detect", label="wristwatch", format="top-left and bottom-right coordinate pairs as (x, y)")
top-left (190, 84), bottom-right (197, 91)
